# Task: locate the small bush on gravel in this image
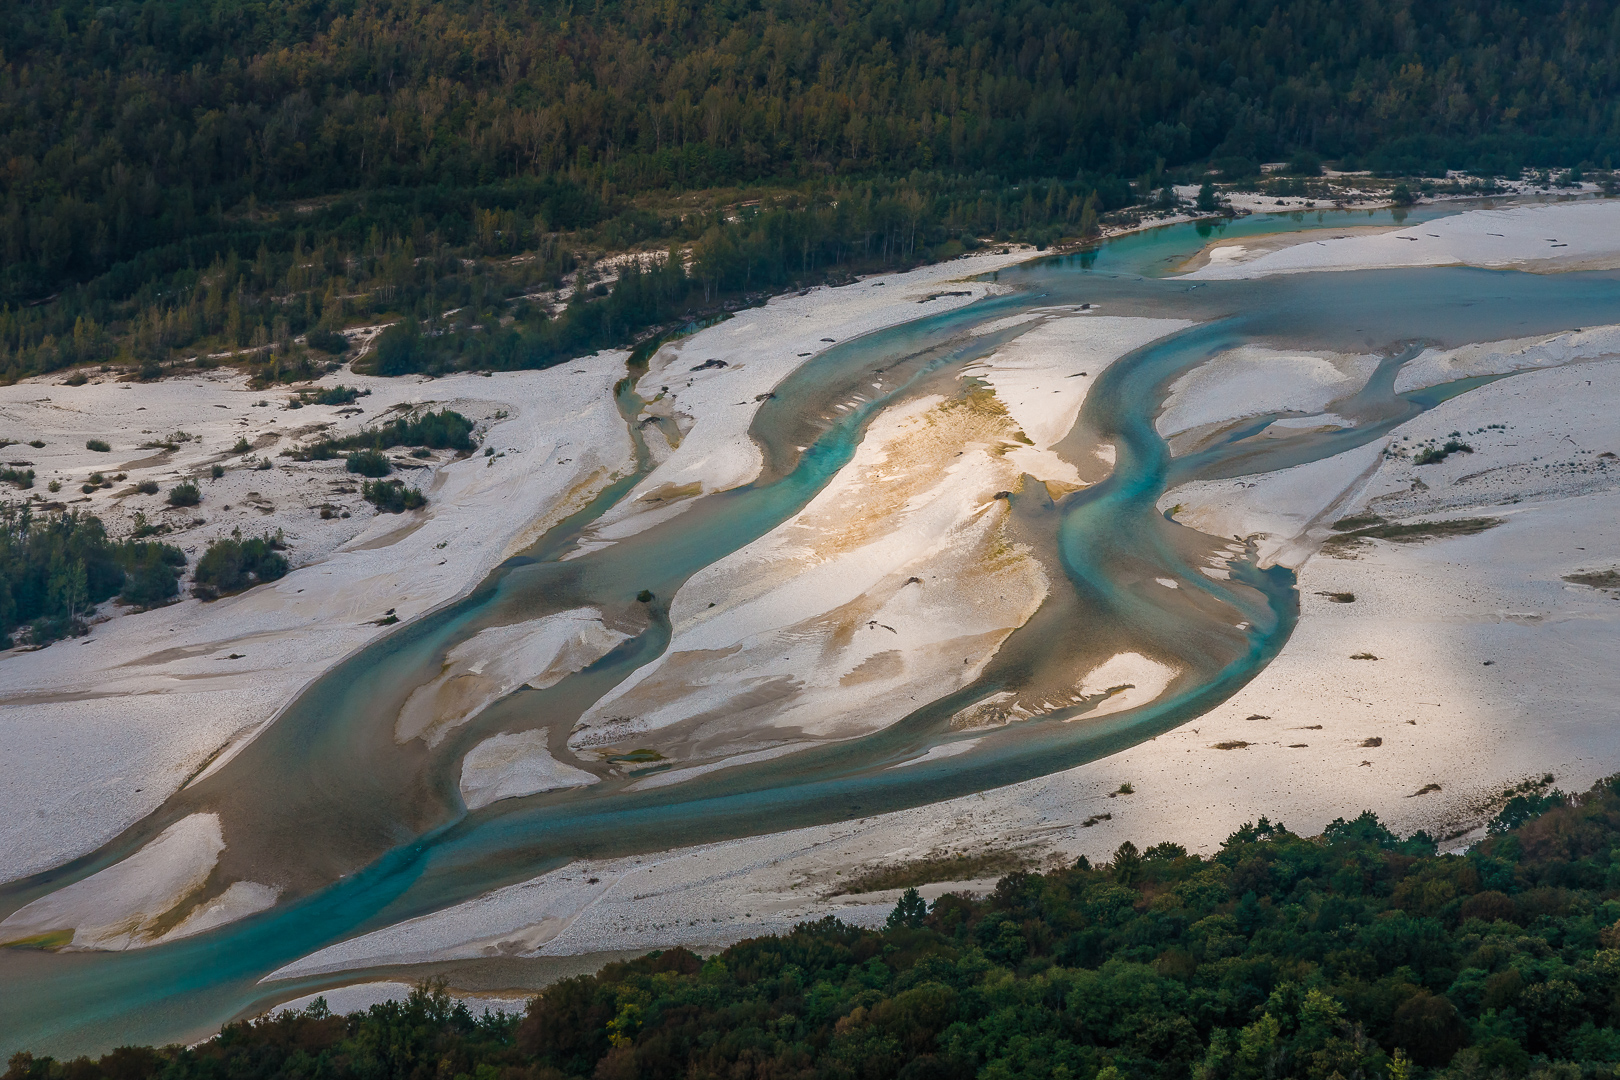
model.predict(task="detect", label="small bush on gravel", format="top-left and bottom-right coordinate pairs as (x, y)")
top-left (193, 530), bottom-right (289, 599)
top-left (346, 449), bottom-right (391, 477)
top-left (361, 479), bottom-right (425, 513)
top-left (167, 481), bottom-right (200, 507)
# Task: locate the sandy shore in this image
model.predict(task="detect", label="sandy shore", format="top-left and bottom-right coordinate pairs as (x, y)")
top-left (569, 316), bottom-right (1189, 774)
top-left (1183, 198), bottom-right (1620, 278)
top-left (0, 357), bottom-right (634, 883)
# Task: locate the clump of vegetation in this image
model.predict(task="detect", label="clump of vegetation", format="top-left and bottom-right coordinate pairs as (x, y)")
top-left (1212, 739), bottom-right (1250, 749)
top-left (231, 438), bottom-right (252, 454)
top-left (166, 482), bottom-right (200, 507)
top-left (296, 384), bottom-right (368, 406)
top-left (135, 480), bottom-right (159, 495)
top-left (305, 329), bottom-right (351, 355)
top-left (832, 849), bottom-right (1035, 896)
top-left (1488, 774), bottom-right (1564, 835)
top-left (1324, 516), bottom-right (1503, 553)
top-left (209, 464), bottom-right (225, 479)
top-left (1565, 568), bottom-right (1620, 588)
top-left (345, 449), bottom-right (391, 477)
top-left (140, 432), bottom-right (193, 451)
top-left (1318, 590), bottom-right (1355, 603)
top-left (0, 504), bottom-right (185, 645)
top-left (84, 439), bottom-right (109, 452)
top-left (0, 467), bottom-right (33, 489)
top-left (192, 530), bottom-right (289, 600)
top-left (1413, 439), bottom-right (1474, 465)
top-left (361, 479), bottom-right (425, 513)
top-left (296, 410), bottom-right (476, 461)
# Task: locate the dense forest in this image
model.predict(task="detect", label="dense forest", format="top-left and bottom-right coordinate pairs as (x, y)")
top-left (10, 777), bottom-right (1620, 1079)
top-left (3, 0), bottom-right (1619, 381)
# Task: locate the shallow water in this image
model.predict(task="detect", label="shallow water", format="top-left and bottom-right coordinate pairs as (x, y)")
top-left (5, 204), bottom-right (1620, 1052)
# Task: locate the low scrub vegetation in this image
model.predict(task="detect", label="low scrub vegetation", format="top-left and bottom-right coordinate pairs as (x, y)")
top-left (345, 449), bottom-right (390, 477)
top-left (192, 530), bottom-right (289, 600)
top-left (1414, 439), bottom-right (1474, 466)
top-left (1324, 516), bottom-right (1504, 553)
top-left (296, 410), bottom-right (477, 462)
top-left (0, 504), bottom-right (185, 645)
top-left (832, 850), bottom-right (1036, 897)
top-left (361, 479), bottom-right (426, 513)
top-left (166, 481), bottom-right (200, 507)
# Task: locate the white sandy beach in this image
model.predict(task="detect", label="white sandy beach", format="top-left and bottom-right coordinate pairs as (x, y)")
top-left (1185, 198), bottom-right (1620, 278)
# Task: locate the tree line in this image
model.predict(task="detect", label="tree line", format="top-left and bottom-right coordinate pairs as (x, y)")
top-left (14, 774), bottom-right (1620, 1078)
top-left (4, 0), bottom-right (1619, 381)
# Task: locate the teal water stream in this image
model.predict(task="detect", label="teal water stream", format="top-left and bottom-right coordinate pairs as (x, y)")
top-left (5, 202), bottom-right (1620, 1052)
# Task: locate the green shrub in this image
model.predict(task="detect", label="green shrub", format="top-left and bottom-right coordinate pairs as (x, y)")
top-left (210, 464), bottom-right (225, 479)
top-left (0, 467), bottom-right (33, 489)
top-left (118, 541), bottom-right (187, 607)
top-left (361, 479), bottom-right (426, 513)
top-left (346, 449), bottom-right (391, 477)
top-left (192, 530), bottom-right (289, 599)
top-left (294, 385), bottom-right (369, 407)
top-left (85, 439), bottom-right (110, 452)
top-left (167, 481), bottom-right (200, 507)
top-left (136, 480), bottom-right (159, 495)
top-left (298, 410), bottom-right (476, 461)
top-left (1413, 439), bottom-right (1473, 465)
top-left (306, 328), bottom-right (350, 354)
top-left (0, 505), bottom-right (185, 644)
top-left (231, 438), bottom-right (252, 454)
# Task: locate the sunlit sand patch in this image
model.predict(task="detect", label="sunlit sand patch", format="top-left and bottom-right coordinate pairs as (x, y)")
top-left (1183, 202), bottom-right (1620, 280)
top-left (459, 730), bottom-right (600, 810)
top-left (1156, 345), bottom-right (1379, 452)
top-left (571, 384), bottom-right (1057, 762)
top-left (1393, 324), bottom-right (1620, 393)
top-left (948, 650), bottom-right (1180, 729)
top-left (888, 738), bottom-right (984, 769)
top-left (158, 881), bottom-right (281, 943)
top-left (968, 316), bottom-right (1194, 457)
top-left (0, 812), bottom-right (276, 950)
top-left (396, 609), bottom-right (631, 746)
top-left (1075, 652), bottom-right (1178, 719)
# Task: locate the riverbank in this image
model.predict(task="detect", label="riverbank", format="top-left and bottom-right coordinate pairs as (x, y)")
top-left (261, 305), bottom-right (1620, 1001)
top-left (0, 358), bottom-right (636, 884)
top-left (1183, 197), bottom-right (1620, 278)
